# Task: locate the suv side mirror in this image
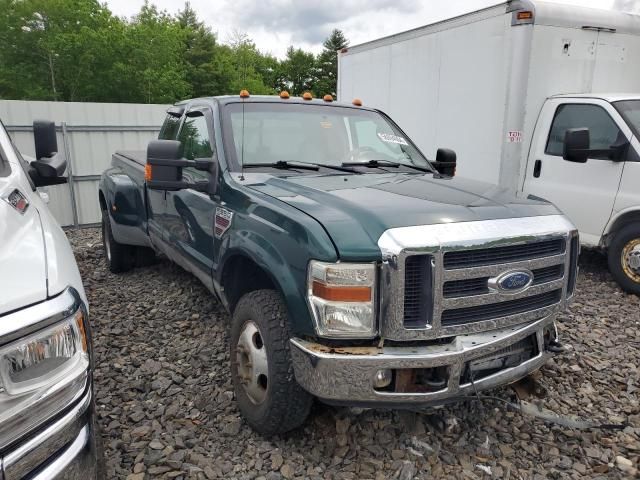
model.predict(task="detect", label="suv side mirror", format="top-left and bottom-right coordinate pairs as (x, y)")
top-left (146, 139), bottom-right (217, 194)
top-left (29, 120), bottom-right (68, 187)
top-left (563, 128), bottom-right (590, 163)
top-left (432, 148), bottom-right (457, 177)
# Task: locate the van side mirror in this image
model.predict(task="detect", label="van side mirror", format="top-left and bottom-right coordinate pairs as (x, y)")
top-left (563, 127), bottom-right (629, 163)
top-left (563, 128), bottom-right (590, 163)
top-left (432, 148), bottom-right (457, 177)
top-left (146, 139), bottom-right (217, 194)
top-left (29, 120), bottom-right (68, 187)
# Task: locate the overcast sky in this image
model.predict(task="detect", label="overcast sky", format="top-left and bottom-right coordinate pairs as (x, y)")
top-left (104, 0), bottom-right (638, 58)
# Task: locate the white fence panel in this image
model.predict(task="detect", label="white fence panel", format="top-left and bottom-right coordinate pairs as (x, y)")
top-left (0, 100), bottom-right (169, 226)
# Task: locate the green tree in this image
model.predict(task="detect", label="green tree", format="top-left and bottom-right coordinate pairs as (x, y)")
top-left (281, 46), bottom-right (316, 96)
top-left (313, 29), bottom-right (349, 98)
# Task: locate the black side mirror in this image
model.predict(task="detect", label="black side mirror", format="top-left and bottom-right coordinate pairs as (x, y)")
top-left (432, 148), bottom-right (457, 177)
top-left (29, 120), bottom-right (68, 186)
top-left (563, 128), bottom-right (590, 163)
top-left (146, 139), bottom-right (217, 194)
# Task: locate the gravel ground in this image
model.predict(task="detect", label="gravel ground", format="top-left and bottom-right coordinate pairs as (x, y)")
top-left (67, 227), bottom-right (640, 479)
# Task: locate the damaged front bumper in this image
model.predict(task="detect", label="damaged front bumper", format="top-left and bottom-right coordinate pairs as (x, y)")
top-left (290, 315), bottom-right (558, 407)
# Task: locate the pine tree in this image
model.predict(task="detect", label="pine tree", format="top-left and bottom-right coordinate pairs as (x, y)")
top-left (313, 29), bottom-right (349, 99)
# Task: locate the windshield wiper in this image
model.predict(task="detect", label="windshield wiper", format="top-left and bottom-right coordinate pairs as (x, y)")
top-left (243, 161), bottom-right (319, 171)
top-left (342, 159), bottom-right (431, 172)
top-left (314, 163), bottom-right (361, 174)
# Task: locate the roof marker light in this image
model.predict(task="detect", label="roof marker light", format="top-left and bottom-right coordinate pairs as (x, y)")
top-left (302, 92), bottom-right (313, 101)
top-left (279, 90), bottom-right (290, 99)
top-left (239, 89), bottom-right (250, 98)
top-left (517, 11), bottom-right (533, 20)
top-left (323, 94), bottom-right (334, 102)
top-left (352, 98), bottom-right (362, 106)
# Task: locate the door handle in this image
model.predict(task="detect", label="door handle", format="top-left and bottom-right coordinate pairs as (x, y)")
top-left (533, 159), bottom-right (542, 178)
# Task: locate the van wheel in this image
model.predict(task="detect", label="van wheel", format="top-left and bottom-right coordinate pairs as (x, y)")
top-left (230, 290), bottom-right (313, 435)
top-left (101, 209), bottom-right (134, 273)
top-left (608, 223), bottom-right (640, 295)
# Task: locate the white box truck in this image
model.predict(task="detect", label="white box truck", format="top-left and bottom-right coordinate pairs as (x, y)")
top-left (338, 0), bottom-right (640, 294)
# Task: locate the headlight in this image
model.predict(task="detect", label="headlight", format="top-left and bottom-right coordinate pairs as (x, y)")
top-left (307, 261), bottom-right (377, 338)
top-left (0, 307), bottom-right (89, 449)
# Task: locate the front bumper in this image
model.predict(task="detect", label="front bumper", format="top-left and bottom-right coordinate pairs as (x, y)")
top-left (290, 315), bottom-right (556, 406)
top-left (1, 389), bottom-right (100, 480)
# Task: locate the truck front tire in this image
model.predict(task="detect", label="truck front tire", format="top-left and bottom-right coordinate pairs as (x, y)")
top-left (608, 223), bottom-right (640, 295)
top-left (101, 209), bottom-right (134, 273)
top-left (230, 290), bottom-right (313, 435)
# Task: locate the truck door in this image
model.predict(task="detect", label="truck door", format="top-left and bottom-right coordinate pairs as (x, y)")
top-left (523, 98), bottom-right (631, 246)
top-left (148, 111), bottom-right (182, 250)
top-left (164, 106), bottom-right (217, 290)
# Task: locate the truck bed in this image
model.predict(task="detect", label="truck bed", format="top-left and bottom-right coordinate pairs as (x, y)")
top-left (114, 150), bottom-right (146, 168)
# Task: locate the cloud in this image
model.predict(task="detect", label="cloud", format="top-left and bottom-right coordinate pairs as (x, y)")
top-left (612, 0), bottom-right (640, 13)
top-left (223, 0), bottom-right (421, 44)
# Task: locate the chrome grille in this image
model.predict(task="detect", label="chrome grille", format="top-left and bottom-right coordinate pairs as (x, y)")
top-left (443, 238), bottom-right (566, 269)
top-left (378, 215), bottom-right (578, 341)
top-left (442, 264), bottom-right (564, 298)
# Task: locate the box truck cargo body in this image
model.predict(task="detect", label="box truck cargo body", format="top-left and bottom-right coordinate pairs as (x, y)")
top-left (338, 0), bottom-right (640, 295)
top-left (338, 0), bottom-right (640, 188)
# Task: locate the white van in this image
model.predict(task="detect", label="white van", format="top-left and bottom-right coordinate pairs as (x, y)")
top-left (338, 0), bottom-right (640, 293)
top-left (0, 120), bottom-right (102, 478)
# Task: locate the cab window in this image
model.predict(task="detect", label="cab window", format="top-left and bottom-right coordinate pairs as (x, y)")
top-left (177, 111), bottom-right (213, 181)
top-left (546, 104), bottom-right (623, 159)
top-left (159, 114), bottom-right (181, 140)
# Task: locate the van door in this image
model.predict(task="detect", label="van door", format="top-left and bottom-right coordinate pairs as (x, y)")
top-left (523, 98), bottom-right (631, 246)
top-left (164, 105), bottom-right (217, 291)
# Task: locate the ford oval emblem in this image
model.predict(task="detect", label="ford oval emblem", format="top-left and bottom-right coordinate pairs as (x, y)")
top-left (489, 270), bottom-right (533, 293)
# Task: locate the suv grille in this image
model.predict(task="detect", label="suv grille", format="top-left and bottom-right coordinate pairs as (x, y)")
top-left (443, 239), bottom-right (566, 269)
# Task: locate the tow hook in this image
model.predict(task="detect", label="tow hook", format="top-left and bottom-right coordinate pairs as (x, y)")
top-left (545, 339), bottom-right (566, 354)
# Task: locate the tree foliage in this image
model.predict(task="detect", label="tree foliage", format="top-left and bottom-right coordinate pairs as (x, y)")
top-left (0, 0), bottom-right (349, 103)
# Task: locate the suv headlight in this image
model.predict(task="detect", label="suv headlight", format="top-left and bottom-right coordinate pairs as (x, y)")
top-left (0, 304), bottom-right (89, 449)
top-left (307, 261), bottom-right (377, 338)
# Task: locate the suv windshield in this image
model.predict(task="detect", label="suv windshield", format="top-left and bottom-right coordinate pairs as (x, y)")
top-left (614, 100), bottom-right (640, 139)
top-left (222, 103), bottom-right (431, 172)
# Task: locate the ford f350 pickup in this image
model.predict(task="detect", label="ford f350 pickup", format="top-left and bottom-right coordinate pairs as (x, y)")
top-left (99, 93), bottom-right (578, 435)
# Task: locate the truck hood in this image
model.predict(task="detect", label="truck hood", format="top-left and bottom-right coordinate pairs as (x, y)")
top-left (0, 197), bottom-right (48, 315)
top-left (248, 172), bottom-right (560, 260)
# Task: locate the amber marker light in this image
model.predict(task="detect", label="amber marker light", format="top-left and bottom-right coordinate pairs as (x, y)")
top-left (323, 94), bottom-right (334, 102)
top-left (279, 90), bottom-right (290, 99)
top-left (312, 281), bottom-right (372, 302)
top-left (517, 11), bottom-right (533, 20)
top-left (352, 98), bottom-right (362, 106)
top-left (302, 92), bottom-right (313, 100)
top-left (239, 89), bottom-right (250, 98)
top-left (144, 163), bottom-right (152, 181)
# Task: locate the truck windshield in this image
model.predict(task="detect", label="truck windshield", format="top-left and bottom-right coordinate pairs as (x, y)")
top-left (222, 103), bottom-right (432, 172)
top-left (614, 100), bottom-right (640, 139)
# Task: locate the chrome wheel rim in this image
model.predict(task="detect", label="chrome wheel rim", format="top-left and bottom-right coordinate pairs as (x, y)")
top-left (622, 238), bottom-right (640, 283)
top-left (235, 321), bottom-right (269, 404)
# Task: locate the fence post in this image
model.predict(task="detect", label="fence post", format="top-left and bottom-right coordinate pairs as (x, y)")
top-left (61, 122), bottom-right (79, 228)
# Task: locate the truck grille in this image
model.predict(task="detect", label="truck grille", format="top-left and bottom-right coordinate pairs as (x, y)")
top-left (442, 264), bottom-right (564, 298)
top-left (398, 235), bottom-right (573, 333)
top-left (379, 216), bottom-right (577, 341)
top-left (441, 289), bottom-right (562, 326)
top-left (443, 238), bottom-right (565, 269)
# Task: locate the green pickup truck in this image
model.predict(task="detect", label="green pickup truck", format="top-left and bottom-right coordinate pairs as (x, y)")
top-left (99, 93), bottom-right (578, 435)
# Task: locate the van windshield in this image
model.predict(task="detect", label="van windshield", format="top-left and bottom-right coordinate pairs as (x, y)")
top-left (614, 100), bottom-right (640, 139)
top-left (222, 103), bottom-right (432, 172)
